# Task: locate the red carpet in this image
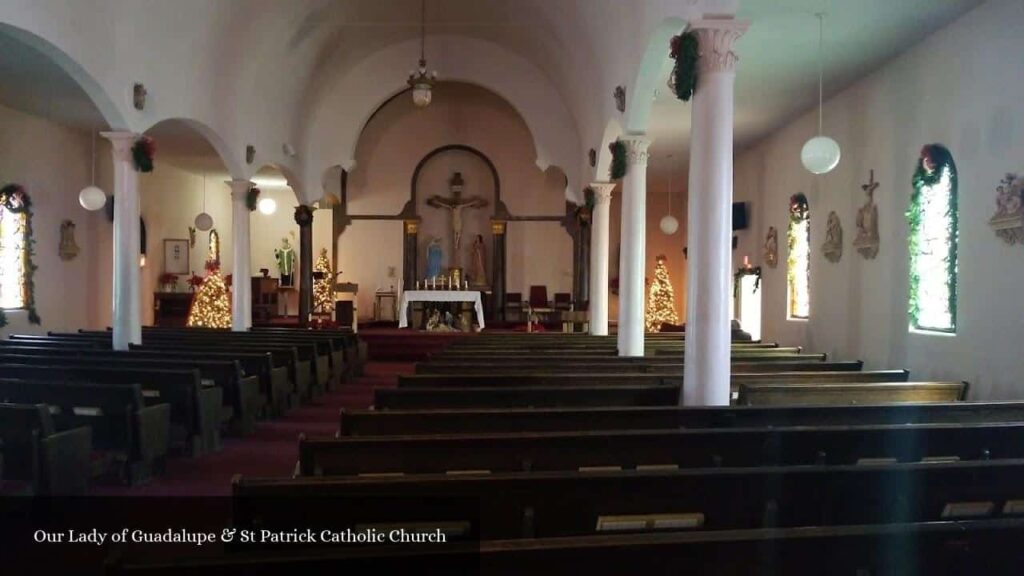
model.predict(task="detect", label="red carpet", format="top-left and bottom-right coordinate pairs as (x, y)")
top-left (91, 358), bottom-right (418, 496)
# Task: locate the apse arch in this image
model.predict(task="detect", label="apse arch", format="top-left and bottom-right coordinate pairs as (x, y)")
top-left (625, 17), bottom-right (687, 135)
top-left (0, 23), bottom-right (128, 130)
top-left (408, 144), bottom-right (502, 216)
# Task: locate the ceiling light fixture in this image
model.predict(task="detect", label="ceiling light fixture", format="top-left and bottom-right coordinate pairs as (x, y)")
top-left (407, 0), bottom-right (438, 108)
top-left (660, 154), bottom-right (680, 235)
top-left (79, 130), bottom-right (107, 211)
top-left (801, 12), bottom-right (841, 175)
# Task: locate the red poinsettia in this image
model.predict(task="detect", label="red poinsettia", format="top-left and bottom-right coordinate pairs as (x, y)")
top-left (187, 274), bottom-right (205, 288)
top-left (204, 259), bottom-right (221, 274)
top-left (225, 274), bottom-right (233, 287)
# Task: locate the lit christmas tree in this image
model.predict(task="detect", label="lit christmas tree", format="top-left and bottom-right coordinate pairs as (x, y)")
top-left (313, 248), bottom-right (335, 314)
top-left (645, 254), bottom-right (679, 332)
top-left (187, 231), bottom-right (231, 328)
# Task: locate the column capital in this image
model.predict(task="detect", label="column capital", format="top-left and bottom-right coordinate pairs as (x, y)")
top-left (404, 219), bottom-right (420, 234)
top-left (490, 220), bottom-right (507, 235)
top-left (588, 182), bottom-right (616, 204)
top-left (294, 204), bottom-right (314, 227)
top-left (687, 19), bottom-right (750, 74)
top-left (619, 135), bottom-right (652, 167)
top-left (101, 131), bottom-right (141, 162)
top-left (227, 179), bottom-right (254, 200)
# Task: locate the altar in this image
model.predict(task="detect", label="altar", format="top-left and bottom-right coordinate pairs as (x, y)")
top-left (398, 290), bottom-right (485, 330)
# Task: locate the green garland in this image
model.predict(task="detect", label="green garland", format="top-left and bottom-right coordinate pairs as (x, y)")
top-left (907, 144), bottom-right (958, 332)
top-left (670, 32), bottom-right (699, 102)
top-left (609, 140), bottom-right (627, 180)
top-left (733, 266), bottom-right (761, 299)
top-left (0, 184), bottom-right (40, 327)
top-left (132, 136), bottom-right (155, 173)
top-left (246, 187), bottom-right (261, 211)
top-left (787, 193), bottom-right (810, 318)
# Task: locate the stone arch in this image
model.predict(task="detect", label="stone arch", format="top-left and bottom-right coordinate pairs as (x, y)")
top-left (407, 144), bottom-right (503, 217)
top-left (142, 117), bottom-right (247, 182)
top-left (0, 23), bottom-right (128, 130)
top-left (625, 17), bottom-right (687, 135)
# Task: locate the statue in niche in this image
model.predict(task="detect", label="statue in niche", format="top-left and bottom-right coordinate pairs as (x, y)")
top-left (989, 173), bottom-right (1024, 245)
top-left (822, 211), bottom-right (843, 263)
top-left (208, 229), bottom-right (220, 264)
top-left (275, 236), bottom-right (296, 287)
top-left (469, 234), bottom-right (487, 287)
top-left (59, 220), bottom-right (79, 261)
top-left (763, 226), bottom-right (779, 269)
top-left (426, 172), bottom-right (488, 266)
top-left (854, 169), bottom-right (881, 259)
top-left (425, 237), bottom-right (443, 280)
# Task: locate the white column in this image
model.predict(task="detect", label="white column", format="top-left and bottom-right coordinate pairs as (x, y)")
top-left (229, 179), bottom-right (254, 331)
top-left (617, 136), bottom-right (652, 357)
top-left (684, 20), bottom-right (749, 406)
top-left (588, 182), bottom-right (616, 336)
top-left (102, 132), bottom-right (142, 350)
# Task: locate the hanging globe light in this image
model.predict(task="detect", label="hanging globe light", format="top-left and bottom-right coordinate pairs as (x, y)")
top-left (659, 215), bottom-right (679, 235)
top-left (801, 13), bottom-right (840, 175)
top-left (258, 197), bottom-right (277, 215)
top-left (660, 153), bottom-right (680, 235)
top-left (407, 0), bottom-right (438, 108)
top-left (79, 185), bottom-right (107, 211)
top-left (194, 212), bottom-right (213, 231)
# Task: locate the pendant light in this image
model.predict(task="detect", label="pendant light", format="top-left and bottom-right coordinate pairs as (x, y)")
top-left (194, 173), bottom-right (213, 231)
top-left (79, 130), bottom-right (107, 210)
top-left (659, 154), bottom-right (680, 235)
top-left (800, 12), bottom-right (841, 175)
top-left (407, 0), bottom-right (438, 108)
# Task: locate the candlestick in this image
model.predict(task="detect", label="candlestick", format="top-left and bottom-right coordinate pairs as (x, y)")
top-left (743, 255), bottom-right (750, 267)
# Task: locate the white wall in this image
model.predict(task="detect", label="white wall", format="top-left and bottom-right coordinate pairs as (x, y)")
top-left (0, 102), bottom-right (112, 335)
top-left (735, 0), bottom-right (1024, 400)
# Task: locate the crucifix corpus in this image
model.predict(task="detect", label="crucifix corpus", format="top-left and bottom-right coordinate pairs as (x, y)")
top-left (427, 172), bottom-right (488, 268)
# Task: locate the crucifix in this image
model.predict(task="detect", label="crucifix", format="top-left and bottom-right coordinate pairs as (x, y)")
top-left (854, 169), bottom-right (880, 259)
top-left (427, 172), bottom-right (488, 267)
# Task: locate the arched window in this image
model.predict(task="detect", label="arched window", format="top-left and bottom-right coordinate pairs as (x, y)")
top-left (0, 184), bottom-right (39, 327)
top-left (787, 193), bottom-right (810, 319)
top-left (908, 144), bottom-right (958, 333)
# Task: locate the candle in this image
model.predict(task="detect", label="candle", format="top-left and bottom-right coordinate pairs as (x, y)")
top-left (416, 280), bottom-right (420, 290)
top-left (743, 255), bottom-right (750, 268)
top-left (464, 280), bottom-right (468, 290)
top-left (431, 277), bottom-right (435, 289)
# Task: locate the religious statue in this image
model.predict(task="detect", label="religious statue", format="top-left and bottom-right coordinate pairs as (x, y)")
top-left (822, 211), bottom-right (843, 263)
top-left (426, 237), bottom-right (443, 280)
top-left (469, 234), bottom-right (487, 287)
top-left (426, 172), bottom-right (488, 265)
top-left (854, 169), bottom-right (881, 259)
top-left (59, 219), bottom-right (79, 261)
top-left (989, 172), bottom-right (1024, 245)
top-left (764, 226), bottom-right (779, 268)
top-left (275, 237), bottom-right (296, 286)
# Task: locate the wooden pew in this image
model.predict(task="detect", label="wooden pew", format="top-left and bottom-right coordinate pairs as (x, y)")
top-left (738, 382), bottom-right (969, 405)
top-left (250, 326), bottom-right (366, 378)
top-left (104, 518), bottom-right (1024, 576)
top-left (0, 403), bottom-right (92, 494)
top-left (0, 380), bottom-right (169, 485)
top-left (299, 421), bottom-right (1024, 477)
top-left (426, 350), bottom-right (814, 362)
top-left (375, 384), bottom-right (680, 409)
top-left (338, 402), bottom-right (1024, 437)
top-left (414, 358), bottom-right (840, 376)
top-left (0, 363), bottom-right (217, 456)
top-left (0, 351), bottom-right (261, 435)
top-left (233, 459), bottom-right (1024, 540)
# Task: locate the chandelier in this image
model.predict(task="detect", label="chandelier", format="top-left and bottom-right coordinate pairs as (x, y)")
top-left (408, 0), bottom-right (438, 108)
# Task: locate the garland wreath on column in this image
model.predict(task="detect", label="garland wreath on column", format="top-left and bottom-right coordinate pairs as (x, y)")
top-left (0, 184), bottom-right (40, 327)
top-left (669, 31), bottom-right (699, 102)
top-left (907, 144), bottom-right (958, 330)
top-left (609, 140), bottom-right (627, 180)
top-left (132, 136), bottom-right (156, 173)
top-left (246, 187), bottom-right (261, 212)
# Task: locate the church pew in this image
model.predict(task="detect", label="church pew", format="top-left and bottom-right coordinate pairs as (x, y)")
top-left (298, 422), bottom-right (1024, 477)
top-left (0, 351), bottom-right (261, 435)
top-left (0, 364), bottom-right (217, 456)
top-left (414, 358), bottom-right (844, 376)
top-left (104, 519), bottom-right (1024, 576)
top-left (0, 340), bottom-right (288, 417)
top-left (0, 403), bottom-right (92, 495)
top-left (419, 352), bottom-right (823, 366)
top-left (738, 382), bottom-right (969, 405)
top-left (339, 402), bottom-right (1024, 436)
top-left (374, 384), bottom-right (680, 409)
top-left (232, 459), bottom-right (1024, 540)
top-left (429, 347), bottom-right (806, 359)
top-left (0, 380), bottom-right (169, 485)
top-left (250, 326), bottom-right (366, 378)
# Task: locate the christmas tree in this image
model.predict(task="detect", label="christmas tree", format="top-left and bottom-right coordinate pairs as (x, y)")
top-left (187, 235), bottom-right (231, 328)
top-left (313, 248), bottom-right (335, 314)
top-left (645, 254), bottom-right (679, 332)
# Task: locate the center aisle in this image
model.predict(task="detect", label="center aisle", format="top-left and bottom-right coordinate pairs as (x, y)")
top-left (91, 330), bottom-right (434, 497)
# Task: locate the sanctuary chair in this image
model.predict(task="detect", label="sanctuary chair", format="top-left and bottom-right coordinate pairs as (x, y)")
top-left (527, 285), bottom-right (555, 331)
top-left (505, 292), bottom-right (524, 323)
top-left (553, 292), bottom-right (573, 311)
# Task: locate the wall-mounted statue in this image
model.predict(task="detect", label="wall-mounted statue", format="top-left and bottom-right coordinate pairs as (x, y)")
top-left (469, 234), bottom-right (487, 288)
top-left (854, 169), bottom-right (880, 259)
top-left (822, 211), bottom-right (843, 263)
top-left (763, 226), bottom-right (779, 268)
top-left (275, 236), bottom-right (295, 286)
top-left (59, 219), bottom-right (79, 261)
top-left (989, 173), bottom-right (1024, 245)
top-left (426, 172), bottom-right (488, 266)
top-left (426, 237), bottom-right (443, 280)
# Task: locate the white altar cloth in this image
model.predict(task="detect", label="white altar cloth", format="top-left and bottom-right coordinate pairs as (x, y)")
top-left (398, 290), bottom-right (485, 330)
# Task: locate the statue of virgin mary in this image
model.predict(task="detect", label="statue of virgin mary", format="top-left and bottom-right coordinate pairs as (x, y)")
top-left (426, 237), bottom-right (443, 279)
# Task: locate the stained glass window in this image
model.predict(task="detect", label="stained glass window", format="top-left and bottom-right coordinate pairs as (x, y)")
top-left (909, 145), bottom-right (958, 333)
top-left (0, 197), bottom-right (28, 310)
top-left (787, 193), bottom-right (810, 319)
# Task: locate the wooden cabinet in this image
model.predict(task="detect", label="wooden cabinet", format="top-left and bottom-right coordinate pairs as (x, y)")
top-left (153, 292), bottom-right (193, 327)
top-left (252, 277), bottom-right (279, 323)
